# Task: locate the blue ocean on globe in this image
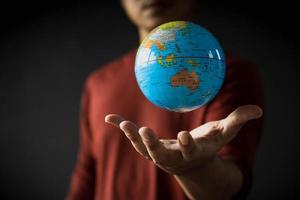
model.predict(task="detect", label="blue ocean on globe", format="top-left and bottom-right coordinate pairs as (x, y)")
top-left (134, 21), bottom-right (226, 112)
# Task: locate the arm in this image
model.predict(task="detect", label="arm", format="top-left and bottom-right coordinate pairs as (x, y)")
top-left (105, 105), bottom-right (262, 200)
top-left (66, 83), bottom-right (96, 200)
top-left (174, 60), bottom-right (264, 200)
top-left (174, 157), bottom-right (243, 200)
top-left (104, 60), bottom-right (263, 200)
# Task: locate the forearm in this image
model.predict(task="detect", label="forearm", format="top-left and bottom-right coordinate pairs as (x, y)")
top-left (174, 157), bottom-right (243, 200)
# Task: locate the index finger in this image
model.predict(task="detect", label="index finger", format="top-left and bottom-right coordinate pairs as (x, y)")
top-left (105, 114), bottom-right (125, 127)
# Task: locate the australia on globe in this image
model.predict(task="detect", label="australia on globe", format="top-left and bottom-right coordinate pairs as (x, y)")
top-left (134, 21), bottom-right (226, 112)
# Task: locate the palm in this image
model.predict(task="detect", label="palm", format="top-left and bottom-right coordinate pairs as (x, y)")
top-left (105, 105), bottom-right (262, 175)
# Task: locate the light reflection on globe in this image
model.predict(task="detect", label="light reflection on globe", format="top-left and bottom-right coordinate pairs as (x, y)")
top-left (134, 21), bottom-right (226, 112)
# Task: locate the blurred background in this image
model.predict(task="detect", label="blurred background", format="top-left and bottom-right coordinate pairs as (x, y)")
top-left (0, 0), bottom-right (298, 199)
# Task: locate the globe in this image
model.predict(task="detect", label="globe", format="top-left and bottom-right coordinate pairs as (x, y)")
top-left (134, 21), bottom-right (226, 112)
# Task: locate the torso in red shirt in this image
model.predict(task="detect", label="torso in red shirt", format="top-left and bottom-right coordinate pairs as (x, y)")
top-left (66, 49), bottom-right (263, 200)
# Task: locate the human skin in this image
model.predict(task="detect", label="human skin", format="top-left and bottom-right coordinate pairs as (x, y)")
top-left (105, 105), bottom-right (263, 200)
top-left (105, 1), bottom-right (264, 199)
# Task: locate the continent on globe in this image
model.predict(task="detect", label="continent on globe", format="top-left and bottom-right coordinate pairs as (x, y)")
top-left (134, 21), bottom-right (226, 112)
top-left (171, 68), bottom-right (199, 91)
top-left (142, 39), bottom-right (166, 50)
top-left (160, 21), bottom-right (191, 36)
top-left (159, 21), bottom-right (187, 31)
top-left (157, 54), bottom-right (176, 67)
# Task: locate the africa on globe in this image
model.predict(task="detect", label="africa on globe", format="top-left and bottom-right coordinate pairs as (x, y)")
top-left (134, 21), bottom-right (226, 112)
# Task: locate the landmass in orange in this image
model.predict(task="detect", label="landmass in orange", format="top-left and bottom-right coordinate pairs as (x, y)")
top-left (158, 54), bottom-right (175, 67)
top-left (142, 39), bottom-right (166, 50)
top-left (171, 68), bottom-right (200, 91)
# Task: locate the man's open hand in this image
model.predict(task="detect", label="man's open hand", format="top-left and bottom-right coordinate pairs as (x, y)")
top-left (104, 105), bottom-right (262, 176)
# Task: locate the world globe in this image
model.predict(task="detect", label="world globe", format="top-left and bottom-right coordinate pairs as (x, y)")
top-left (134, 21), bottom-right (226, 112)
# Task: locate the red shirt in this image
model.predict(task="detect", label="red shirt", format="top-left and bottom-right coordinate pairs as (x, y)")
top-left (66, 49), bottom-right (263, 200)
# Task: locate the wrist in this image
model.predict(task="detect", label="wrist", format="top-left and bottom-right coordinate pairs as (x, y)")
top-left (174, 157), bottom-right (243, 200)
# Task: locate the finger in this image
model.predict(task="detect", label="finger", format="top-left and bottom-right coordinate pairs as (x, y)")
top-left (177, 131), bottom-right (197, 161)
top-left (190, 121), bottom-right (220, 139)
top-left (119, 121), bottom-right (151, 159)
top-left (139, 127), bottom-right (164, 164)
top-left (220, 105), bottom-right (263, 142)
top-left (189, 105), bottom-right (263, 152)
top-left (104, 114), bottom-right (125, 127)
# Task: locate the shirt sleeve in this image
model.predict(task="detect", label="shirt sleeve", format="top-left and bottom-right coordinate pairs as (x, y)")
top-left (65, 80), bottom-right (96, 200)
top-left (204, 59), bottom-right (264, 199)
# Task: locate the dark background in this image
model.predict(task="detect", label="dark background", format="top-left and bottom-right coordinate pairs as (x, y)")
top-left (0, 0), bottom-right (298, 199)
